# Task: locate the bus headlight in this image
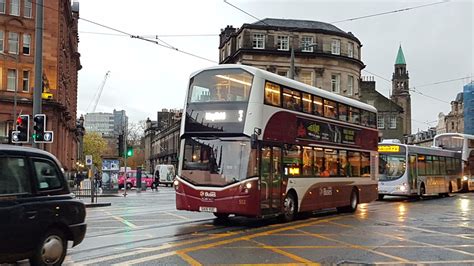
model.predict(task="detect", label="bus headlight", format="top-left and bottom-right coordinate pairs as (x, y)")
top-left (245, 182), bottom-right (252, 189)
top-left (399, 183), bottom-right (407, 192)
top-left (463, 176), bottom-right (468, 181)
top-left (173, 179), bottom-right (179, 190)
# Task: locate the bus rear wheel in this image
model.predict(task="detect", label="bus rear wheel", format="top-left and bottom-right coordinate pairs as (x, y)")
top-left (337, 189), bottom-right (358, 213)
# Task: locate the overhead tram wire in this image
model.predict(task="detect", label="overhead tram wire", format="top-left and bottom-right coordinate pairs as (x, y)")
top-left (78, 31), bottom-right (219, 38)
top-left (78, 18), bottom-right (217, 63)
top-left (330, 1), bottom-right (450, 24)
top-left (31, 1), bottom-right (217, 64)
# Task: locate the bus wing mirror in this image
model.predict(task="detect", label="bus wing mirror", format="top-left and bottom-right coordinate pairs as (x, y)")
top-left (251, 133), bottom-right (259, 149)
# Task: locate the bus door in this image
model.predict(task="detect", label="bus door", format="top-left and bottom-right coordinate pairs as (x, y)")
top-left (408, 154), bottom-right (417, 192)
top-left (260, 145), bottom-right (282, 215)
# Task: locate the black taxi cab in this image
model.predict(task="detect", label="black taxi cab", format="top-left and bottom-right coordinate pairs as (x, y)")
top-left (0, 145), bottom-right (86, 265)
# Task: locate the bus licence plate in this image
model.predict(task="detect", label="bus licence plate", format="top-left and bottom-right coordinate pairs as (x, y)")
top-left (199, 206), bottom-right (217, 213)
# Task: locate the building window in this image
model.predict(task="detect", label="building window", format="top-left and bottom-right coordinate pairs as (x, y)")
top-left (348, 42), bottom-right (354, 58)
top-left (22, 70), bottom-right (29, 92)
top-left (347, 75), bottom-right (354, 96)
top-left (23, 0), bottom-right (31, 18)
top-left (252, 33), bottom-right (264, 49)
top-left (8, 32), bottom-right (18, 54)
top-left (237, 35), bottom-right (242, 49)
top-left (277, 70), bottom-right (288, 77)
top-left (277, 35), bottom-right (289, 51)
top-left (331, 74), bottom-right (340, 93)
top-left (301, 36), bottom-right (314, 52)
top-left (0, 31), bottom-right (4, 52)
top-left (22, 33), bottom-right (30, 55)
top-left (331, 39), bottom-right (340, 55)
top-left (221, 49), bottom-right (225, 61)
top-left (377, 115), bottom-right (385, 129)
top-left (298, 71), bottom-right (313, 86)
top-left (7, 69), bottom-right (17, 91)
top-left (9, 0), bottom-right (19, 16)
top-left (0, 0), bottom-right (5, 13)
top-left (226, 42), bottom-right (231, 57)
top-left (389, 115), bottom-right (397, 129)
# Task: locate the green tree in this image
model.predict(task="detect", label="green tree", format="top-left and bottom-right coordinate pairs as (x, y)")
top-left (83, 132), bottom-right (107, 170)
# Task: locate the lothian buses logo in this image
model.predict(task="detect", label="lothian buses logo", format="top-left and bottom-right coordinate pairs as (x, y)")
top-left (200, 191), bottom-right (216, 198)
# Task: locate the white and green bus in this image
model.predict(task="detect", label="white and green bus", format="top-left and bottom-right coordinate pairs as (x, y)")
top-left (378, 141), bottom-right (462, 200)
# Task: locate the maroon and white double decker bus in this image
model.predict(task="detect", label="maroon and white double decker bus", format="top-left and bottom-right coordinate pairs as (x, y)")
top-left (175, 64), bottom-right (379, 221)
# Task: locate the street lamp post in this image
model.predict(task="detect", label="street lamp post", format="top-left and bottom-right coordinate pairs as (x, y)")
top-left (290, 43), bottom-right (317, 80)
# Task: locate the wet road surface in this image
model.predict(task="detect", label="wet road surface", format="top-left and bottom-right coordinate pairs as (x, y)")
top-left (67, 188), bottom-right (474, 265)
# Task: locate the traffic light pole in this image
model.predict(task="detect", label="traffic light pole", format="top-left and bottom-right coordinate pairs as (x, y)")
top-left (32, 0), bottom-right (43, 148)
top-left (123, 126), bottom-right (128, 197)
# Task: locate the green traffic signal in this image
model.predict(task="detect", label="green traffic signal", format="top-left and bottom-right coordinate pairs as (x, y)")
top-left (126, 146), bottom-right (133, 157)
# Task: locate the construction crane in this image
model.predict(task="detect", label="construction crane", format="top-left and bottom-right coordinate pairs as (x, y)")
top-left (87, 71), bottom-right (111, 113)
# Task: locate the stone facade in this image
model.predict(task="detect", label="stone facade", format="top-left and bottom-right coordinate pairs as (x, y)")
top-left (144, 109), bottom-right (182, 173)
top-left (219, 18), bottom-right (364, 99)
top-left (443, 92), bottom-right (464, 133)
top-left (404, 127), bottom-right (437, 147)
top-left (359, 76), bottom-right (404, 140)
top-left (0, 0), bottom-right (81, 171)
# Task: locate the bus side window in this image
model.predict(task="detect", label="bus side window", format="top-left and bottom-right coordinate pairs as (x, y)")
top-left (283, 145), bottom-right (301, 176)
top-left (361, 152), bottom-right (370, 177)
top-left (314, 148), bottom-right (324, 177)
top-left (264, 82), bottom-right (281, 107)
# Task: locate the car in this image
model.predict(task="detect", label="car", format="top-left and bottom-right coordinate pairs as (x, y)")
top-left (118, 170), bottom-right (154, 189)
top-left (0, 145), bottom-right (87, 265)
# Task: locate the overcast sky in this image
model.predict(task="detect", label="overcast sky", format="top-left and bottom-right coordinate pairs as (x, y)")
top-left (77, 0), bottom-right (473, 133)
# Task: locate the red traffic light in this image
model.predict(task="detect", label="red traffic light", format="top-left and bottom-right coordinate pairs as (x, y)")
top-left (16, 116), bottom-right (23, 125)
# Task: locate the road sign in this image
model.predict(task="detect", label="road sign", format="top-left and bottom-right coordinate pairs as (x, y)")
top-left (85, 155), bottom-right (93, 166)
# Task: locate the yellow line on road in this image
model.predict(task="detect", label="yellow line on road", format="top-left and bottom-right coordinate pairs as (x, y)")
top-left (125, 216), bottom-right (343, 265)
top-left (77, 233), bottom-right (238, 265)
top-left (176, 251), bottom-right (202, 266)
top-left (248, 238), bottom-right (316, 264)
top-left (112, 215), bottom-right (138, 229)
top-left (295, 229), bottom-right (410, 263)
top-left (330, 220), bottom-right (474, 257)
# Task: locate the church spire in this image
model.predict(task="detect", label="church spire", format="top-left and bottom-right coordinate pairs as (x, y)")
top-left (395, 45), bottom-right (406, 65)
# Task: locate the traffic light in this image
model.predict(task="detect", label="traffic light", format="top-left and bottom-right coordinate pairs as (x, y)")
top-left (12, 114), bottom-right (30, 143)
top-left (126, 146), bottom-right (133, 157)
top-left (33, 114), bottom-right (46, 141)
top-left (32, 114), bottom-right (53, 143)
top-left (118, 134), bottom-right (124, 157)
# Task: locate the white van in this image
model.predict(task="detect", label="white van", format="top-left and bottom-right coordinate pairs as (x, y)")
top-left (154, 164), bottom-right (176, 187)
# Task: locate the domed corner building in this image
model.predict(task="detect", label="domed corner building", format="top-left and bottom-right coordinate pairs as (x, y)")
top-left (219, 18), bottom-right (364, 99)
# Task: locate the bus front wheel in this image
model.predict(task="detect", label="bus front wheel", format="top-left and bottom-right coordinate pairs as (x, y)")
top-left (214, 213), bottom-right (229, 220)
top-left (378, 194), bottom-right (384, 201)
top-left (281, 193), bottom-right (297, 222)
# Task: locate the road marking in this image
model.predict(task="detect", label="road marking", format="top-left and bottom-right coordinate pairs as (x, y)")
top-left (329, 220), bottom-right (474, 257)
top-left (112, 251), bottom-right (177, 266)
top-left (248, 238), bottom-right (316, 264)
top-left (295, 229), bottom-right (410, 263)
top-left (111, 215), bottom-right (138, 229)
top-left (124, 216), bottom-right (343, 265)
top-left (373, 260), bottom-right (474, 265)
top-left (76, 232), bottom-right (239, 265)
top-left (176, 251), bottom-right (202, 266)
top-left (164, 211), bottom-right (190, 220)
